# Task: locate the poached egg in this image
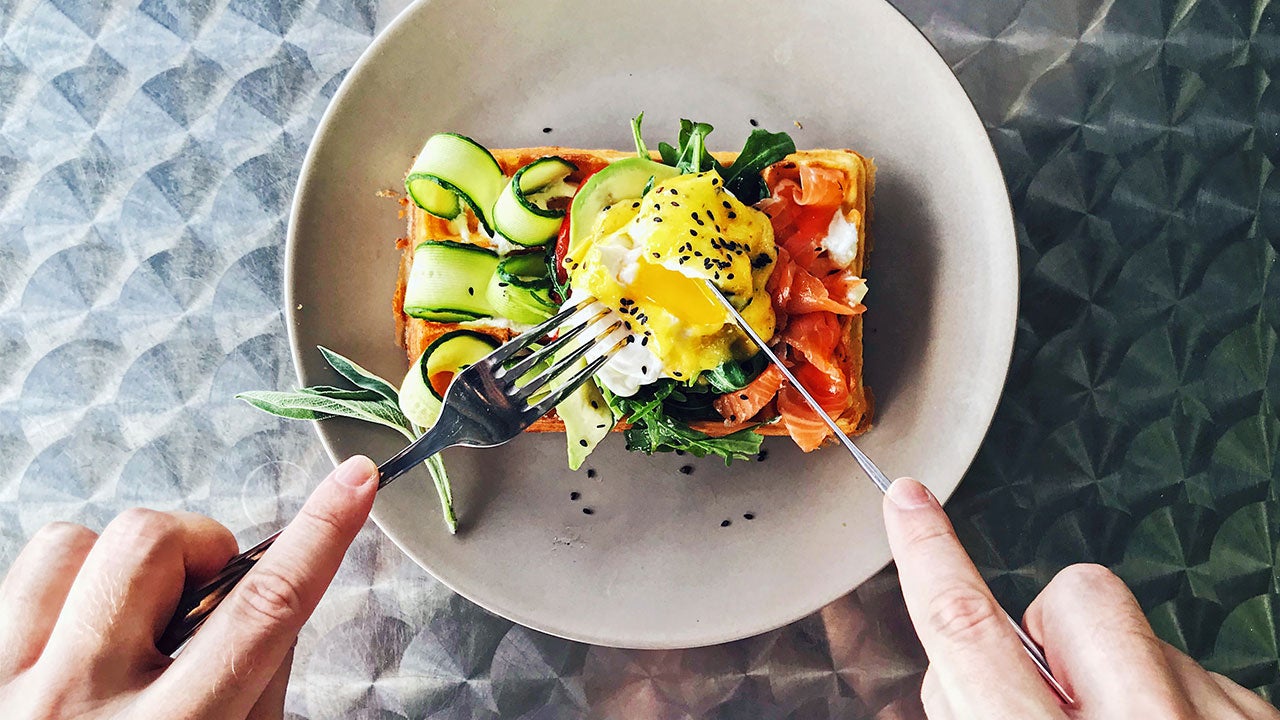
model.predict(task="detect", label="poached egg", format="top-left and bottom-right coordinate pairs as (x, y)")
top-left (565, 172), bottom-right (777, 396)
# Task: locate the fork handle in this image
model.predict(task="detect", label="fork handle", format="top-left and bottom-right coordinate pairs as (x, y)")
top-left (156, 529), bottom-right (282, 654)
top-left (157, 418), bottom-right (465, 655)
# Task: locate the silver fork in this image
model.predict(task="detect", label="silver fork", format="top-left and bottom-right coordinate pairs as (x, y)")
top-left (157, 297), bottom-right (625, 655)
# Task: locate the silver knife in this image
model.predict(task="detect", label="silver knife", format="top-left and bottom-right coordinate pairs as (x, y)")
top-left (704, 279), bottom-right (1074, 705)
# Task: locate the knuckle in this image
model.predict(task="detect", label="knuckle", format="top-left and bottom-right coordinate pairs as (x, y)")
top-left (297, 502), bottom-right (351, 545)
top-left (30, 521), bottom-right (96, 548)
top-left (105, 507), bottom-right (179, 545)
top-left (899, 518), bottom-right (954, 550)
top-left (1053, 563), bottom-right (1126, 596)
top-left (925, 584), bottom-right (1001, 643)
top-left (233, 566), bottom-right (307, 628)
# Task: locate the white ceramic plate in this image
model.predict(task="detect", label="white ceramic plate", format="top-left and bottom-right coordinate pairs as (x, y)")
top-left (287, 0), bottom-right (1016, 648)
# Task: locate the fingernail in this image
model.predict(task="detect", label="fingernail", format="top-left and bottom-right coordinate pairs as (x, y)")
top-left (332, 455), bottom-right (377, 488)
top-left (886, 477), bottom-right (935, 508)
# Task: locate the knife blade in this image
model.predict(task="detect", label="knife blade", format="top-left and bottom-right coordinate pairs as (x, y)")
top-left (703, 280), bottom-right (891, 491)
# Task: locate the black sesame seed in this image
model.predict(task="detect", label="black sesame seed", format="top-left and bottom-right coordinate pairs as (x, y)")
top-left (498, 281), bottom-right (509, 287)
top-left (722, 200), bottom-right (732, 209)
top-left (739, 393), bottom-right (749, 400)
top-left (678, 465), bottom-right (693, 475)
top-left (673, 371), bottom-right (683, 378)
top-left (694, 250), bottom-right (703, 257)
top-left (467, 286), bottom-right (474, 295)
top-left (749, 118), bottom-right (759, 127)
top-left (641, 336), bottom-right (648, 346)
top-left (641, 365), bottom-right (648, 374)
top-left (543, 126), bottom-right (553, 133)
top-left (756, 449), bottom-right (769, 461)
top-left (691, 212), bottom-right (699, 222)
top-left (727, 211), bottom-right (737, 219)
top-left (669, 188), bottom-right (678, 195)
top-left (727, 273), bottom-right (735, 280)
top-left (590, 400), bottom-right (599, 409)
top-left (671, 201), bottom-right (680, 207)
top-left (690, 229), bottom-right (698, 237)
top-left (570, 491), bottom-right (581, 500)
top-left (654, 217), bottom-right (663, 223)
top-left (711, 177), bottom-right (720, 185)
top-left (596, 423), bottom-right (606, 429)
top-left (632, 201), bottom-right (640, 208)
top-left (579, 439), bottom-right (588, 447)
top-left (586, 469), bottom-right (597, 478)
top-left (583, 507), bottom-right (594, 515)
top-left (720, 519), bottom-right (731, 527)
top-left (652, 252), bottom-right (661, 258)
top-left (653, 204), bottom-right (660, 211)
top-left (744, 513), bottom-right (755, 520)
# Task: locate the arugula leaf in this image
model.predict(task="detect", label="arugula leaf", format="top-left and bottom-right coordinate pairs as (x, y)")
top-left (702, 354), bottom-right (768, 394)
top-left (657, 141), bottom-right (679, 166)
top-left (623, 414), bottom-right (763, 464)
top-left (674, 119), bottom-right (717, 174)
top-left (236, 391), bottom-right (415, 441)
top-left (721, 128), bottom-right (797, 204)
top-left (318, 346), bottom-right (400, 402)
top-left (631, 112), bottom-right (649, 158)
top-left (653, 119), bottom-right (796, 204)
top-left (604, 381), bottom-right (763, 464)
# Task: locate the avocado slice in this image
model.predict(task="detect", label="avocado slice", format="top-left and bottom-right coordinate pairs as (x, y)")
top-left (568, 157), bottom-right (679, 255)
top-left (559, 375), bottom-right (614, 470)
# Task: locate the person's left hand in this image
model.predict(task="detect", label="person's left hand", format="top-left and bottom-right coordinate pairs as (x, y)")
top-left (0, 455), bottom-right (379, 720)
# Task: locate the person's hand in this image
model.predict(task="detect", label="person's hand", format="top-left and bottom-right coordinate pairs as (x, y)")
top-left (0, 455), bottom-right (379, 720)
top-left (883, 476), bottom-right (1279, 719)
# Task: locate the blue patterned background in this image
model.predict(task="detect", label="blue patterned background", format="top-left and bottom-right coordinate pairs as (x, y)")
top-left (0, 0), bottom-right (1276, 717)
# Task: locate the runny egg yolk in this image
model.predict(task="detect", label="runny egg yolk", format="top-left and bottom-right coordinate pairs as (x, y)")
top-left (566, 171), bottom-right (777, 382)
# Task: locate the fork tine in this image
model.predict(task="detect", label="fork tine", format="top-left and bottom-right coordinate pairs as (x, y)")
top-left (526, 336), bottom-right (629, 418)
top-left (511, 319), bottom-right (623, 404)
top-left (483, 297), bottom-right (595, 366)
top-left (501, 304), bottom-right (611, 380)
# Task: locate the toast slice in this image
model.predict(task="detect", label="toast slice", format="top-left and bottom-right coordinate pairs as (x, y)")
top-left (394, 147), bottom-right (874, 436)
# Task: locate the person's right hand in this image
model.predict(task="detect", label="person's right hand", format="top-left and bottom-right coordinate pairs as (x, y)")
top-left (883, 476), bottom-right (1280, 719)
top-left (0, 455), bottom-right (379, 720)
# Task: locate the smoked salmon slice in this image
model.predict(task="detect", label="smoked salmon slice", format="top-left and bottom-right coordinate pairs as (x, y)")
top-left (713, 364), bottom-right (784, 423)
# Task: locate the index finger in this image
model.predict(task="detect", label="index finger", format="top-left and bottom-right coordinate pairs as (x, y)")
top-left (883, 477), bottom-right (1063, 719)
top-left (145, 455), bottom-right (378, 717)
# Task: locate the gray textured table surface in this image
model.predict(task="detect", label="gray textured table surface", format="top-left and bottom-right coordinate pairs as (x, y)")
top-left (2, 0), bottom-right (1277, 717)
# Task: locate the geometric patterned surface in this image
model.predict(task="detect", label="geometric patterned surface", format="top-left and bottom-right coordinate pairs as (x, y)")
top-left (0, 0), bottom-right (1275, 717)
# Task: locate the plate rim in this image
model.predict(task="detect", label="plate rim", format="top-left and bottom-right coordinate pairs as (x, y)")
top-left (284, 0), bottom-right (1019, 648)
